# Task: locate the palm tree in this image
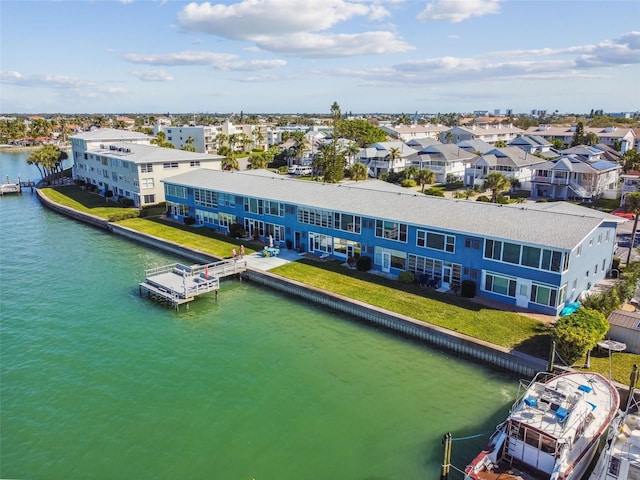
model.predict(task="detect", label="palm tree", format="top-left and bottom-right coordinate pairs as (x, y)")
top-left (221, 154), bottom-right (239, 171)
top-left (494, 140), bottom-right (507, 148)
top-left (345, 141), bottom-right (360, 167)
top-left (215, 133), bottom-right (228, 153)
top-left (350, 163), bottom-right (368, 182)
top-left (181, 136), bottom-right (197, 152)
top-left (463, 189), bottom-right (476, 200)
top-left (248, 151), bottom-right (268, 170)
top-left (415, 169), bottom-right (435, 193)
top-left (482, 172), bottom-right (511, 203)
top-left (625, 192), bottom-right (640, 264)
top-left (445, 131), bottom-right (453, 144)
top-left (404, 166), bottom-right (418, 180)
top-left (387, 147), bottom-right (401, 174)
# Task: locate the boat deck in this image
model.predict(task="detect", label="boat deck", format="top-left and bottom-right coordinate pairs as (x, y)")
top-left (139, 259), bottom-right (247, 309)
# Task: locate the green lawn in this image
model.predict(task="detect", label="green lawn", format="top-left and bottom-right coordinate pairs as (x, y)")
top-left (41, 185), bottom-right (134, 219)
top-left (39, 186), bottom-right (640, 384)
top-left (118, 217), bottom-right (259, 258)
top-left (272, 260), bottom-right (549, 352)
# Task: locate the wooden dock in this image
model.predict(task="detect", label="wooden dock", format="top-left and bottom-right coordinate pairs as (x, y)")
top-left (139, 259), bottom-right (247, 309)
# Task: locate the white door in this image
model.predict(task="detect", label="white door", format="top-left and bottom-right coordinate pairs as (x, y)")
top-left (382, 251), bottom-right (391, 273)
top-left (346, 244), bottom-right (355, 259)
top-left (441, 266), bottom-right (452, 289)
top-left (516, 280), bottom-right (530, 308)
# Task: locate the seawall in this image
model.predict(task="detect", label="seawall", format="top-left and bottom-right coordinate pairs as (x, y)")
top-left (36, 188), bottom-right (549, 377)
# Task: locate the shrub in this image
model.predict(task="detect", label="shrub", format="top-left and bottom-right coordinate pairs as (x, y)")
top-left (107, 211), bottom-right (140, 222)
top-left (398, 271), bottom-right (415, 283)
top-left (476, 195), bottom-right (490, 202)
top-left (184, 216), bottom-right (196, 225)
top-left (347, 253), bottom-right (360, 268)
top-left (553, 308), bottom-right (609, 365)
top-left (355, 255), bottom-right (372, 272)
top-left (105, 190), bottom-right (114, 198)
top-left (612, 257), bottom-right (620, 271)
top-left (401, 179), bottom-right (417, 188)
top-left (118, 197), bottom-right (135, 207)
top-left (229, 223), bottom-right (247, 239)
top-left (285, 239), bottom-right (293, 250)
top-left (74, 179), bottom-right (86, 186)
top-left (496, 195), bottom-right (509, 204)
top-left (425, 188), bottom-right (445, 196)
top-left (461, 280), bottom-right (476, 298)
top-left (278, 166), bottom-right (289, 175)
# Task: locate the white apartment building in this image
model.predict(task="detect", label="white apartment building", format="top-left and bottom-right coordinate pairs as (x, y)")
top-left (71, 128), bottom-right (223, 207)
top-left (441, 124), bottom-right (525, 145)
top-left (380, 123), bottom-right (449, 142)
top-left (155, 121), bottom-right (269, 153)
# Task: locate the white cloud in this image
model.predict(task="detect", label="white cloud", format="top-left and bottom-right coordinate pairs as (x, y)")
top-left (123, 50), bottom-right (287, 70)
top-left (224, 59), bottom-right (287, 71)
top-left (1, 71), bottom-right (88, 89)
top-left (418, 0), bottom-right (502, 23)
top-left (123, 51), bottom-right (237, 66)
top-left (255, 31), bottom-right (413, 57)
top-left (131, 70), bottom-right (175, 82)
top-left (0, 71), bottom-right (128, 95)
top-left (178, 0), bottom-right (370, 38)
top-left (177, 0), bottom-right (408, 57)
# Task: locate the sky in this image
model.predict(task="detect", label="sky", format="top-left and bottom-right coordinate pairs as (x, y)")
top-left (1, 0), bottom-right (639, 115)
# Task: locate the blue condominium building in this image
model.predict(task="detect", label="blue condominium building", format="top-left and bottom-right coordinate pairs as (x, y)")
top-left (162, 169), bottom-right (621, 316)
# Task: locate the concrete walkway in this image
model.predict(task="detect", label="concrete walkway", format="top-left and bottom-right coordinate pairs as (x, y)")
top-left (240, 247), bottom-right (307, 271)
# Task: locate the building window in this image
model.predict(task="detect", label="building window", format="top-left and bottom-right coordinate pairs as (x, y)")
top-left (266, 201), bottom-right (285, 217)
top-left (576, 245), bottom-right (582, 257)
top-left (485, 272), bottom-right (517, 297)
top-left (163, 162), bottom-right (179, 169)
top-left (375, 220), bottom-right (407, 242)
top-left (298, 207), bottom-right (333, 228)
top-left (143, 194), bottom-right (156, 204)
top-left (141, 178), bottom-right (154, 189)
top-left (165, 185), bottom-right (187, 199)
top-left (334, 212), bottom-right (361, 233)
top-left (530, 283), bottom-right (560, 307)
top-left (464, 238), bottom-right (481, 250)
top-left (194, 189), bottom-right (217, 208)
top-left (140, 163), bottom-right (153, 173)
top-left (190, 161), bottom-right (201, 167)
top-left (417, 230), bottom-right (455, 253)
top-left (244, 197), bottom-right (264, 214)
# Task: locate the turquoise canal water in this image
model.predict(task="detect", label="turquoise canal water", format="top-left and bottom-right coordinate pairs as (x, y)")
top-left (0, 151), bottom-right (519, 479)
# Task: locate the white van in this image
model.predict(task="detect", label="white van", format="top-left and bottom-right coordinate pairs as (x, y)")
top-left (288, 165), bottom-right (313, 176)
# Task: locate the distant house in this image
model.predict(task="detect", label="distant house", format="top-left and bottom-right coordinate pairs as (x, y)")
top-left (620, 171), bottom-right (640, 206)
top-left (381, 123), bottom-right (449, 142)
top-left (457, 139), bottom-right (494, 155)
top-left (464, 146), bottom-right (545, 189)
top-left (70, 128), bottom-right (223, 207)
top-left (356, 141), bottom-right (417, 177)
top-left (606, 310), bottom-right (640, 354)
top-left (406, 144), bottom-right (478, 183)
top-left (508, 135), bottom-right (558, 159)
top-left (405, 137), bottom-right (441, 149)
top-left (530, 147), bottom-right (620, 201)
top-left (441, 124), bottom-right (525, 145)
top-left (525, 125), bottom-right (636, 152)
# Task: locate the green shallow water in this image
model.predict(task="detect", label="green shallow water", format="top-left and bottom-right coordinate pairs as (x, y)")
top-left (1, 152), bottom-right (519, 479)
